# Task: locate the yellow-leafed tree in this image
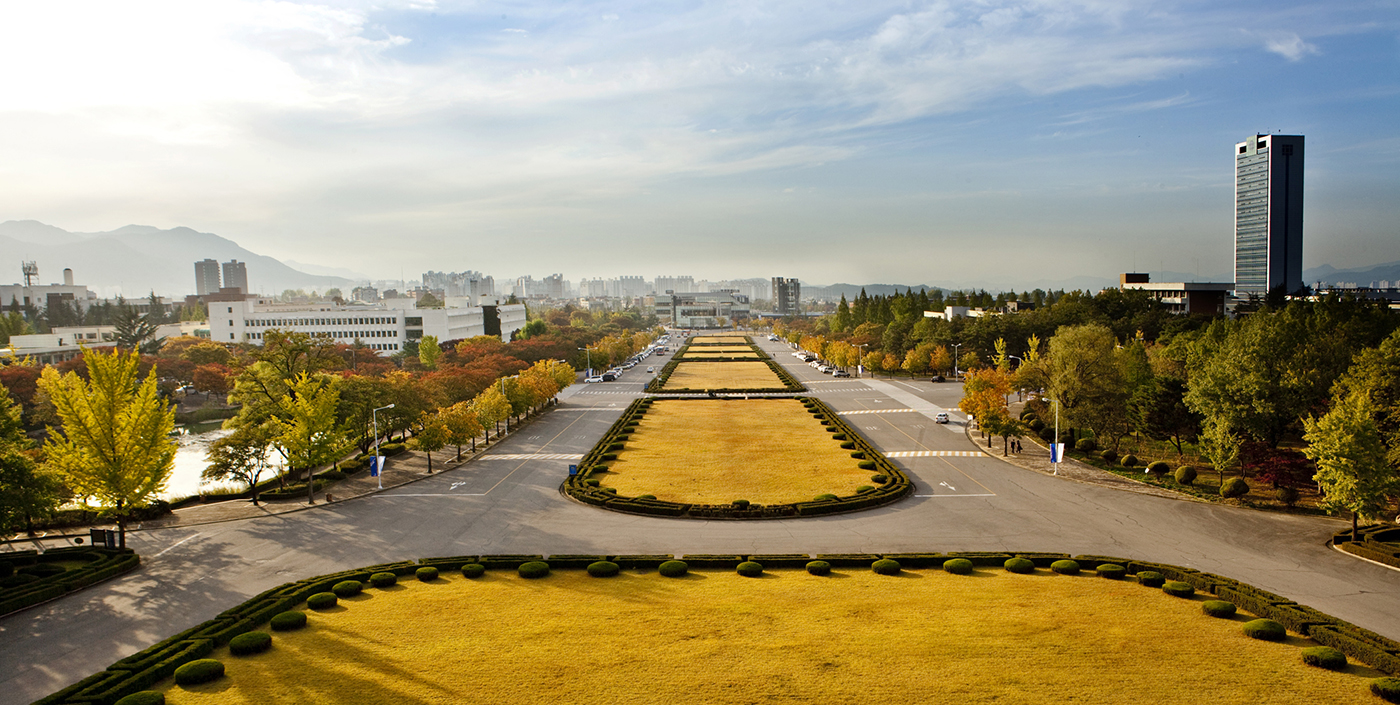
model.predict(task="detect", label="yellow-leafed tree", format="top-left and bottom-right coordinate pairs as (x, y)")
top-left (273, 373), bottom-right (345, 504)
top-left (39, 348), bottom-right (176, 547)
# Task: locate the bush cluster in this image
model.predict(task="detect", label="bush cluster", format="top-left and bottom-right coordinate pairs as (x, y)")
top-left (736, 561), bottom-right (764, 577)
top-left (229, 631), bottom-right (272, 656)
top-left (416, 566), bottom-right (439, 582)
top-left (871, 559), bottom-right (902, 575)
top-left (942, 558), bottom-right (973, 575)
top-left (1003, 557), bottom-right (1035, 574)
top-left (1146, 461), bottom-right (1169, 477)
top-left (1136, 571), bottom-right (1166, 588)
top-left (732, 499), bottom-right (750, 508)
top-left (369, 572), bottom-right (397, 588)
top-left (1371, 678), bottom-right (1400, 703)
top-left (1120, 454), bottom-right (1139, 467)
top-left (518, 561), bottom-right (551, 579)
top-left (270, 611), bottom-right (307, 632)
top-left (587, 561), bottom-right (620, 578)
top-left (857, 461), bottom-right (877, 471)
top-left (1099, 449), bottom-right (1118, 463)
top-left (173, 659), bottom-right (225, 686)
top-left (1276, 486), bottom-right (1300, 506)
top-left (1301, 646), bottom-right (1347, 670)
top-left (1162, 581), bottom-right (1195, 598)
top-left (1202, 600), bottom-right (1237, 618)
top-left (1050, 559), bottom-right (1080, 575)
top-left (813, 493), bottom-right (838, 501)
top-left (1075, 438), bottom-right (1097, 452)
top-left (307, 592), bottom-right (338, 610)
top-left (1242, 618), bottom-right (1287, 641)
top-left (805, 560), bottom-right (831, 576)
top-left (461, 564), bottom-right (485, 578)
top-left (658, 560), bottom-right (689, 578)
top-left (871, 474), bottom-right (888, 484)
top-left (1175, 466), bottom-right (1197, 485)
top-left (1221, 477), bottom-right (1250, 499)
top-left (1096, 564), bottom-right (1126, 580)
top-left (331, 580), bottom-right (362, 598)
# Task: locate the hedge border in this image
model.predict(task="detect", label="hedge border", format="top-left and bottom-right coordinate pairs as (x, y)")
top-left (36, 549), bottom-right (1400, 704)
top-left (645, 337), bottom-right (804, 393)
top-left (559, 397), bottom-right (913, 519)
top-left (672, 337), bottom-right (771, 363)
top-left (0, 547), bottom-right (140, 618)
top-left (1331, 524), bottom-right (1400, 571)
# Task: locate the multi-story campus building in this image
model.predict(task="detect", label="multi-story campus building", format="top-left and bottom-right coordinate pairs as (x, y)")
top-left (772, 277), bottom-right (801, 315)
top-left (1235, 134), bottom-right (1304, 297)
top-left (1119, 273), bottom-right (1234, 316)
top-left (221, 260), bottom-right (248, 294)
top-left (194, 259), bottom-right (222, 296)
top-left (654, 291), bottom-right (750, 328)
top-left (207, 298), bottom-right (527, 354)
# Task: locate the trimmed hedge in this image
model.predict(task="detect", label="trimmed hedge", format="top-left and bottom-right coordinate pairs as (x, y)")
top-left (1243, 619), bottom-right (1287, 641)
top-left (1162, 581), bottom-right (1195, 598)
top-left (1146, 461), bottom-right (1170, 477)
top-left (306, 592), bottom-right (337, 610)
top-left (1096, 564), bottom-right (1126, 580)
top-left (1075, 438), bottom-right (1097, 452)
top-left (806, 560), bottom-right (831, 576)
top-left (1003, 557), bottom-right (1035, 574)
top-left (114, 693), bottom-right (164, 705)
top-left (1175, 466), bottom-right (1197, 485)
top-left (871, 559), bottom-right (902, 575)
top-left (415, 567), bottom-right (440, 582)
top-left (587, 561), bottom-right (620, 578)
top-left (1302, 646), bottom-right (1347, 670)
top-left (518, 561), bottom-right (551, 579)
top-left (228, 631), bottom-right (271, 656)
top-left (331, 580), bottom-right (362, 598)
top-left (0, 547), bottom-right (141, 618)
top-left (1099, 449), bottom-right (1118, 463)
top-left (1120, 454), bottom-right (1139, 467)
top-left (658, 560), bottom-right (689, 578)
top-left (1221, 477), bottom-right (1250, 498)
top-left (1372, 678), bottom-right (1400, 703)
top-left (942, 558), bottom-right (973, 575)
top-left (736, 561), bottom-right (764, 577)
top-left (461, 564), bottom-right (485, 578)
top-left (563, 397), bottom-right (914, 520)
top-left (172, 659), bottom-right (224, 687)
top-left (269, 611), bottom-right (307, 632)
top-left (1050, 560), bottom-right (1080, 575)
top-left (1202, 600), bottom-right (1237, 618)
top-left (1137, 571), bottom-right (1166, 588)
top-left (369, 572), bottom-right (397, 588)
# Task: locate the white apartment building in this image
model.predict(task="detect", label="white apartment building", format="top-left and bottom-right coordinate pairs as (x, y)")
top-left (208, 298), bottom-right (527, 355)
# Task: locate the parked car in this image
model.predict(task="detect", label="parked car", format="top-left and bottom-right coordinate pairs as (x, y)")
top-left (935, 412), bottom-right (950, 424)
top-left (585, 376), bottom-right (604, 383)
top-left (832, 370), bottom-right (850, 378)
top-left (930, 375), bottom-right (946, 383)
top-left (601, 373), bottom-right (617, 382)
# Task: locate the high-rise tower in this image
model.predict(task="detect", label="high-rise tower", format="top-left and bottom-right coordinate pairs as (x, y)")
top-left (194, 259), bottom-right (221, 296)
top-left (1235, 134), bottom-right (1304, 297)
top-left (222, 259), bottom-right (248, 294)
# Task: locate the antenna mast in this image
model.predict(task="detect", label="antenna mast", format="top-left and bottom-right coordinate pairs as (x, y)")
top-left (21, 261), bottom-right (38, 287)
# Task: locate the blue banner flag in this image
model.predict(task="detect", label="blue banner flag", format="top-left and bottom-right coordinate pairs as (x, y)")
top-left (1049, 443), bottom-right (1065, 463)
top-left (370, 456), bottom-right (381, 477)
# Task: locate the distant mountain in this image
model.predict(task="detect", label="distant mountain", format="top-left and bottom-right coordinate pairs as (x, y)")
top-left (0, 220), bottom-right (356, 298)
top-left (282, 260), bottom-right (373, 281)
top-left (1304, 261), bottom-right (1400, 287)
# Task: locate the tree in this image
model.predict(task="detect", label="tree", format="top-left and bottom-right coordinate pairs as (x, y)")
top-left (881, 353), bottom-right (901, 375)
top-left (112, 305), bottom-right (165, 354)
top-left (1199, 416), bottom-right (1242, 485)
top-left (1330, 328), bottom-right (1400, 469)
top-left (1131, 377), bottom-right (1201, 455)
top-left (0, 450), bottom-right (64, 536)
top-left (39, 349), bottom-right (176, 547)
top-left (863, 351), bottom-right (884, 375)
top-left (272, 373), bottom-right (345, 504)
top-left (419, 335), bottom-right (442, 370)
top-left (415, 412), bottom-right (450, 473)
top-left (416, 292), bottom-right (444, 309)
top-left (930, 346), bottom-right (953, 376)
top-left (471, 386), bottom-right (512, 441)
top-left (1304, 393), bottom-right (1398, 540)
top-left (440, 402), bottom-right (483, 457)
top-left (204, 424), bottom-right (276, 505)
top-left (192, 364), bottom-right (232, 394)
top-left (1046, 324), bottom-right (1125, 445)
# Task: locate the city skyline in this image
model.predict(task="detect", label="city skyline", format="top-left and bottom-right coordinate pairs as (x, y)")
top-left (1, 2), bottom-right (1397, 285)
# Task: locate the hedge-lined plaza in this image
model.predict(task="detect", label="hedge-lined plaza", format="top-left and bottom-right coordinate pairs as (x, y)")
top-left (41, 553), bottom-right (1398, 705)
top-left (658, 361), bottom-right (785, 390)
top-left (1, 547), bottom-right (140, 617)
top-left (599, 399), bottom-right (876, 504)
top-left (676, 349), bottom-right (762, 359)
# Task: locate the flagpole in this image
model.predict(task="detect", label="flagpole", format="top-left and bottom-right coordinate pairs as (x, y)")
top-left (373, 403), bottom-right (395, 489)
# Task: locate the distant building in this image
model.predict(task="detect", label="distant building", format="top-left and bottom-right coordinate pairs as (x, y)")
top-left (655, 291), bottom-right (750, 328)
top-left (207, 298), bottom-right (527, 354)
top-left (772, 277), bottom-right (801, 315)
top-left (655, 275), bottom-right (694, 294)
top-left (1235, 134), bottom-right (1304, 297)
top-left (1120, 273), bottom-right (1233, 316)
top-left (221, 260), bottom-right (248, 294)
top-left (351, 285), bottom-right (379, 303)
top-left (194, 259), bottom-right (221, 296)
top-left (1, 264), bottom-right (96, 314)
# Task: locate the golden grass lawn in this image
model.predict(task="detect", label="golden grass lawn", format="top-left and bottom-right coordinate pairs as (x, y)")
top-left (660, 361), bottom-right (784, 390)
top-left (160, 568), bottom-right (1380, 705)
top-left (601, 398), bottom-right (870, 503)
top-left (691, 335), bottom-right (749, 343)
top-left (680, 350), bottom-right (761, 359)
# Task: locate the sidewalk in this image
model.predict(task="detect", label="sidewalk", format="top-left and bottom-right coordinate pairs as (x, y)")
top-left (965, 421), bottom-right (1198, 503)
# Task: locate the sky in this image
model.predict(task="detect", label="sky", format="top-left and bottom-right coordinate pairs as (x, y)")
top-left (1, 0), bottom-right (1398, 289)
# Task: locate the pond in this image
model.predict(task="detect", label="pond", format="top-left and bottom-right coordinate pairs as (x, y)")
top-left (163, 422), bottom-right (284, 500)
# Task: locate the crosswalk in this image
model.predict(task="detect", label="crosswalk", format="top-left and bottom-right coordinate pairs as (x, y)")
top-left (478, 453), bottom-right (584, 461)
top-left (885, 450), bottom-right (987, 458)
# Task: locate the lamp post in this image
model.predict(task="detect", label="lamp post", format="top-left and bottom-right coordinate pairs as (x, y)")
top-left (372, 403), bottom-right (395, 490)
top-left (577, 347), bottom-right (592, 377)
top-left (855, 343), bottom-right (868, 378)
top-left (952, 343), bottom-right (963, 379)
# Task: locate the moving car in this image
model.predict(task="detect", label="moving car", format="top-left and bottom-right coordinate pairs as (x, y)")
top-left (832, 370), bottom-right (851, 378)
top-left (646, 366), bottom-right (655, 373)
top-left (935, 412), bottom-right (950, 424)
top-left (585, 376), bottom-right (604, 383)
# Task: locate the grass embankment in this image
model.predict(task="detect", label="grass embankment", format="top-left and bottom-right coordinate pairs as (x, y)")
top-left (161, 569), bottom-right (1379, 705)
top-left (660, 361), bottom-right (784, 390)
top-left (601, 399), bottom-right (870, 503)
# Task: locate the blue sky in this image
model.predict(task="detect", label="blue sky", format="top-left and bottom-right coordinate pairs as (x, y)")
top-left (0, 0), bottom-right (1396, 288)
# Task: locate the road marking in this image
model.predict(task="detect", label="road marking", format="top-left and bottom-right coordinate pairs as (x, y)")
top-left (886, 450), bottom-right (987, 457)
top-left (153, 533), bottom-right (202, 557)
top-left (913, 493), bottom-right (996, 498)
top-left (379, 493), bottom-right (486, 497)
top-left (478, 453), bottom-right (584, 460)
top-left (838, 409), bottom-right (918, 415)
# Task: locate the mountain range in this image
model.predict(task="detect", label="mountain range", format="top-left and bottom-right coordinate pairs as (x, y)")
top-left (0, 220), bottom-right (355, 298)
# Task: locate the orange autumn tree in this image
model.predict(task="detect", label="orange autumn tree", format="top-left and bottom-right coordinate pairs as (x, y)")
top-left (959, 367), bottom-right (1020, 453)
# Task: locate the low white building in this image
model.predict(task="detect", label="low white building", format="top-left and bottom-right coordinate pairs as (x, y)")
top-left (207, 298), bottom-right (527, 354)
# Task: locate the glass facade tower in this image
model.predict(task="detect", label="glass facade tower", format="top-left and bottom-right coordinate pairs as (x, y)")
top-left (1235, 134), bottom-right (1304, 297)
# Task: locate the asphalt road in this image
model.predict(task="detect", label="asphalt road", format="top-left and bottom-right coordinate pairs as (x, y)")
top-left (3, 334), bottom-right (1398, 705)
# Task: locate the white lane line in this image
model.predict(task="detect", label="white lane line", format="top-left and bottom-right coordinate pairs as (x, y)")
top-left (837, 409), bottom-right (918, 415)
top-left (914, 493), bottom-right (996, 498)
top-left (859, 379), bottom-right (965, 428)
top-left (153, 533), bottom-right (202, 557)
top-left (378, 493), bottom-right (486, 497)
top-left (886, 450), bottom-right (986, 457)
top-left (477, 453), bottom-right (584, 460)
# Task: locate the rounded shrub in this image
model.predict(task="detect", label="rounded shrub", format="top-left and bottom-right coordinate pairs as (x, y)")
top-left (857, 461), bottom-right (877, 471)
top-left (518, 561), bottom-right (551, 579)
top-left (813, 493), bottom-right (838, 501)
top-left (1221, 477), bottom-right (1250, 499)
top-left (636, 494), bottom-right (656, 500)
top-left (1050, 559), bottom-right (1080, 575)
top-left (269, 611), bottom-right (307, 632)
top-left (1301, 646), bottom-right (1347, 670)
top-left (732, 499), bottom-right (750, 508)
top-left (658, 560), bottom-right (688, 578)
top-left (1202, 600), bottom-right (1237, 618)
top-left (307, 592), bottom-right (338, 610)
top-left (584, 479), bottom-right (600, 488)
top-left (114, 692), bottom-right (164, 705)
top-left (331, 580), bottom-right (362, 598)
top-left (871, 474), bottom-right (888, 484)
top-left (872, 558), bottom-right (902, 575)
top-left (587, 561), bottom-right (620, 578)
top-left (461, 563), bottom-right (485, 578)
top-left (25, 563), bottom-right (65, 578)
top-left (229, 630), bottom-right (272, 656)
top-left (1099, 449), bottom-right (1118, 463)
top-left (1242, 618), bottom-right (1286, 641)
top-left (1162, 581), bottom-right (1195, 598)
top-left (1276, 486), bottom-right (1300, 506)
top-left (416, 566), bottom-right (439, 582)
top-left (601, 487), bottom-right (617, 494)
top-left (173, 659), bottom-right (225, 687)
top-left (805, 560), bottom-right (831, 576)
top-left (1371, 678), bottom-right (1400, 703)
top-left (1120, 454), bottom-right (1139, 467)
top-left (840, 442), bottom-right (856, 450)
top-left (849, 451), bottom-right (866, 460)
top-left (1029, 419), bottom-right (1045, 432)
top-left (1096, 564), bottom-right (1126, 580)
top-left (832, 433), bottom-right (847, 441)
top-left (856, 485), bottom-right (875, 493)
top-left (1039, 427), bottom-right (1056, 441)
top-left (1175, 465), bottom-right (1197, 485)
top-left (369, 572), bottom-right (397, 588)
top-left (736, 561), bottom-right (764, 577)
top-left (1075, 438), bottom-right (1097, 452)
top-left (1137, 571), bottom-right (1166, 588)
top-left (942, 558), bottom-right (974, 575)
top-left (1146, 461), bottom-right (1170, 477)
top-left (1004, 557), bottom-right (1035, 574)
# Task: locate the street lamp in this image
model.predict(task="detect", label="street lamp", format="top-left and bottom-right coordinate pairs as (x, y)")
top-left (854, 343), bottom-right (868, 378)
top-left (952, 343), bottom-right (963, 379)
top-left (372, 403), bottom-right (395, 490)
top-left (578, 347), bottom-right (593, 376)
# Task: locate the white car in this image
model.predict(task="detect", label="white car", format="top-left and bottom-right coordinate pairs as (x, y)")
top-left (935, 412), bottom-right (950, 424)
top-left (646, 366), bottom-right (655, 373)
top-left (585, 376), bottom-right (605, 383)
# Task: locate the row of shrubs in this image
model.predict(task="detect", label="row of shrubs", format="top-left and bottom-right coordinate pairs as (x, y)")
top-left (252, 444), bottom-right (407, 501)
top-left (1332, 525), bottom-right (1400, 571)
top-left (0, 547), bottom-right (140, 617)
top-left (40, 550), bottom-right (1400, 704)
top-left (561, 397), bottom-right (913, 519)
top-left (643, 347), bottom-right (806, 394)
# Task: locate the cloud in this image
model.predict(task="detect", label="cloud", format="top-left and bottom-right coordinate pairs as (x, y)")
top-left (1263, 31), bottom-right (1320, 61)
